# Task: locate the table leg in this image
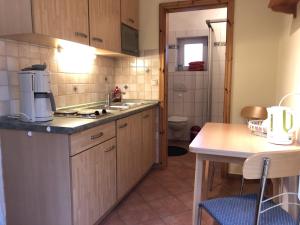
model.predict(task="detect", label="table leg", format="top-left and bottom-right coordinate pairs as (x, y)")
top-left (193, 154), bottom-right (204, 225)
top-left (203, 160), bottom-right (210, 198)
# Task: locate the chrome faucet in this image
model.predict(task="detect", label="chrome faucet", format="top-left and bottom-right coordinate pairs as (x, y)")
top-left (106, 93), bottom-right (111, 107)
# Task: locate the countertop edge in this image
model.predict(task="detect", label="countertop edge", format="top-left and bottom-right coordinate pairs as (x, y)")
top-left (0, 102), bottom-right (159, 135)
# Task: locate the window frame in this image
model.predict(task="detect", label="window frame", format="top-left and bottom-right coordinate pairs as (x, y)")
top-left (177, 36), bottom-right (208, 71)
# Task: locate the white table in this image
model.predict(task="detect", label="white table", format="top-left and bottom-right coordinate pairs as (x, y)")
top-left (189, 123), bottom-right (300, 225)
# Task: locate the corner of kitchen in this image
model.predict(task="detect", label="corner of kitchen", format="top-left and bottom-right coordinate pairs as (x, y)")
top-left (1, 0), bottom-right (300, 225)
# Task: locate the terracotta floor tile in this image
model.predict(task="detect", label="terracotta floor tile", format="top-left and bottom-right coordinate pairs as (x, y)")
top-left (148, 195), bottom-right (190, 218)
top-left (161, 210), bottom-right (193, 225)
top-left (118, 202), bottom-right (159, 225)
top-left (168, 167), bottom-right (195, 180)
top-left (100, 212), bottom-right (125, 225)
top-left (176, 191), bottom-right (194, 209)
top-left (137, 184), bottom-right (171, 202)
top-left (160, 179), bottom-right (193, 195)
top-left (138, 219), bottom-right (167, 225)
top-left (123, 191), bottom-right (145, 204)
top-left (100, 147), bottom-right (261, 225)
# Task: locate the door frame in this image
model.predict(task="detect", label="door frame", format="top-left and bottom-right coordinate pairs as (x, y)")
top-left (159, 0), bottom-right (235, 168)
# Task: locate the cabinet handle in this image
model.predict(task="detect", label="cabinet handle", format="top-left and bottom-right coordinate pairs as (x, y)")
top-left (75, 32), bottom-right (88, 39)
top-left (128, 18), bottom-right (135, 24)
top-left (91, 132), bottom-right (104, 140)
top-left (92, 37), bottom-right (103, 43)
top-left (143, 115), bottom-right (150, 119)
top-left (118, 123), bottom-right (128, 129)
top-left (105, 145), bottom-right (115, 153)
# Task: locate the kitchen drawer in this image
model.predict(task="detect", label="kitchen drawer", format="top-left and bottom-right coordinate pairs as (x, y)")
top-left (70, 122), bottom-right (116, 156)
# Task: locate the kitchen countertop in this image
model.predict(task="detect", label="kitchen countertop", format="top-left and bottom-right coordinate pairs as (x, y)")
top-left (0, 101), bottom-right (159, 134)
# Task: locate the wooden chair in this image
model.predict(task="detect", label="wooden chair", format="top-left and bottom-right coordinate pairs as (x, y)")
top-left (241, 106), bottom-right (268, 121)
top-left (199, 151), bottom-right (300, 225)
top-left (209, 106), bottom-right (268, 192)
top-left (238, 106), bottom-right (268, 194)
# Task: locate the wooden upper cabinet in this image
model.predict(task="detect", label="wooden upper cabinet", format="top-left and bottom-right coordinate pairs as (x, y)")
top-left (89, 0), bottom-right (121, 52)
top-left (32, 0), bottom-right (89, 45)
top-left (268, 0), bottom-right (300, 17)
top-left (121, 0), bottom-right (139, 29)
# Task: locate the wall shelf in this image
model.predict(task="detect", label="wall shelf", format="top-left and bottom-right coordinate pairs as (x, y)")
top-left (268, 0), bottom-right (300, 17)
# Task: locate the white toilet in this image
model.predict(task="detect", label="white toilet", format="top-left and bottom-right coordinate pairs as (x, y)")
top-left (168, 116), bottom-right (188, 139)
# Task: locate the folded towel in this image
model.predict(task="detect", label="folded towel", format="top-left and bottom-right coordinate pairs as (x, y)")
top-left (189, 61), bottom-right (205, 66)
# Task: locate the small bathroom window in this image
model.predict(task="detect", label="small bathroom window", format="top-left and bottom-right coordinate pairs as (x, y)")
top-left (177, 36), bottom-right (208, 71)
top-left (183, 43), bottom-right (203, 66)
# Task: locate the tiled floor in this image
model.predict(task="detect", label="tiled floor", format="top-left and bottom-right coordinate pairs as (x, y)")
top-left (100, 142), bottom-right (260, 225)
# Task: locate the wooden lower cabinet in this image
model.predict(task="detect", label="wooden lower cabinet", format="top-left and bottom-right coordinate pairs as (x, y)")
top-left (71, 138), bottom-right (117, 225)
top-left (141, 109), bottom-right (156, 175)
top-left (117, 109), bottom-right (156, 199)
top-left (116, 113), bottom-right (142, 199)
top-left (0, 107), bottom-right (157, 225)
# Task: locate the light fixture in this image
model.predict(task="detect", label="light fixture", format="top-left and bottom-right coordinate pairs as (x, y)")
top-left (55, 40), bottom-right (96, 74)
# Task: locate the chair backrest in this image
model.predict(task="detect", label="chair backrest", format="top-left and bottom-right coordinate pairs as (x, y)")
top-left (241, 106), bottom-right (268, 120)
top-left (243, 151), bottom-right (300, 179)
top-left (244, 151), bottom-right (300, 225)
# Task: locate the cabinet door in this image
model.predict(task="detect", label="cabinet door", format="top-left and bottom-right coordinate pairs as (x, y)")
top-left (32, 0), bottom-right (89, 45)
top-left (141, 109), bottom-right (155, 174)
top-left (71, 138), bottom-right (116, 225)
top-left (121, 0), bottom-right (139, 29)
top-left (89, 0), bottom-right (121, 52)
top-left (117, 113), bottom-right (142, 199)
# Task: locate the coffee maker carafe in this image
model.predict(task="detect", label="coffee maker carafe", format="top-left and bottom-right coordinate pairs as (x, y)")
top-left (19, 64), bottom-right (56, 122)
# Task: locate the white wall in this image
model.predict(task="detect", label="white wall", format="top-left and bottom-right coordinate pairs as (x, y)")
top-left (275, 4), bottom-right (300, 105)
top-left (274, 5), bottom-right (300, 215)
top-left (230, 0), bottom-right (284, 123)
top-left (169, 8), bottom-right (227, 32)
top-left (139, 0), bottom-right (285, 123)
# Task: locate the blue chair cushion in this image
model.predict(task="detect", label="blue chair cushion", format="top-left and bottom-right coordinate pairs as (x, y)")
top-left (200, 194), bottom-right (298, 225)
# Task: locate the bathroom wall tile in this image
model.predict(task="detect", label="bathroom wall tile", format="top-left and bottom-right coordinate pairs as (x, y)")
top-left (173, 92), bottom-right (184, 103)
top-left (5, 42), bottom-right (19, 57)
top-left (0, 41), bottom-right (5, 56)
top-left (195, 75), bottom-right (203, 90)
top-left (0, 100), bottom-right (10, 115)
top-left (6, 57), bottom-right (19, 71)
top-left (18, 44), bottom-right (31, 58)
top-left (168, 90), bottom-right (174, 103)
top-left (137, 75), bottom-right (145, 84)
top-left (0, 56), bottom-right (6, 70)
top-left (29, 46), bottom-right (40, 59)
top-left (0, 71), bottom-right (8, 85)
top-left (0, 86), bottom-right (10, 101)
top-left (183, 102), bottom-right (195, 117)
top-left (168, 102), bottom-right (174, 116)
top-left (10, 99), bottom-right (20, 114)
top-left (173, 101), bottom-right (184, 115)
top-left (19, 58), bottom-right (31, 69)
top-left (168, 49), bottom-right (176, 63)
top-left (184, 75), bottom-right (195, 90)
top-left (195, 90), bottom-right (202, 103)
top-left (168, 74), bottom-right (173, 90)
top-left (9, 85), bottom-right (20, 100)
top-left (137, 92), bottom-right (145, 99)
top-left (195, 102), bottom-right (203, 115)
top-left (183, 90), bottom-right (195, 103)
top-left (173, 75), bottom-right (184, 86)
top-left (168, 62), bottom-right (176, 73)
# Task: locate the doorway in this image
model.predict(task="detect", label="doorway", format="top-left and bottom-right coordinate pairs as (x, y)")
top-left (159, 0), bottom-right (234, 168)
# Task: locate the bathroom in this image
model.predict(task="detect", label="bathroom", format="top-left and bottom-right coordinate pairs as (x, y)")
top-left (167, 8), bottom-right (228, 152)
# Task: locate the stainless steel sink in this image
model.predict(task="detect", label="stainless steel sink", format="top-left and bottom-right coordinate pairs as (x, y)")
top-left (85, 101), bottom-right (148, 112)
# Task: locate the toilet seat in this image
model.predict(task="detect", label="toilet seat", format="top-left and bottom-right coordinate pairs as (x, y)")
top-left (168, 116), bottom-right (188, 123)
